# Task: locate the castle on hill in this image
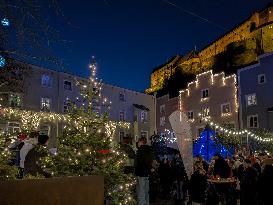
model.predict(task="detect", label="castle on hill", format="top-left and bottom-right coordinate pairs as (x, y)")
top-left (146, 4), bottom-right (273, 96)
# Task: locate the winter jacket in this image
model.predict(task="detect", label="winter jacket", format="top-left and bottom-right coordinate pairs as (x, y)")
top-left (189, 170), bottom-right (207, 203)
top-left (20, 138), bottom-right (38, 168)
top-left (135, 145), bottom-right (153, 177)
top-left (24, 145), bottom-right (50, 177)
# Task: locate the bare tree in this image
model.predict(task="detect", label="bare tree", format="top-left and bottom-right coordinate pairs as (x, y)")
top-left (0, 0), bottom-right (71, 68)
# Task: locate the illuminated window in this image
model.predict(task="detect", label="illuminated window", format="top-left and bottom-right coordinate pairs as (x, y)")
top-left (64, 80), bottom-right (72, 91)
top-left (7, 122), bottom-right (20, 133)
top-left (119, 131), bottom-right (125, 142)
top-left (258, 74), bottom-right (266, 84)
top-left (63, 99), bottom-right (70, 113)
top-left (160, 116), bottom-right (165, 127)
top-left (247, 115), bottom-right (258, 128)
top-left (9, 93), bottom-right (21, 107)
top-left (201, 89), bottom-right (209, 98)
top-left (41, 97), bottom-right (51, 112)
top-left (140, 111), bottom-right (148, 122)
top-left (160, 104), bottom-right (165, 113)
top-left (246, 94), bottom-right (257, 106)
top-left (141, 131), bottom-right (148, 139)
top-left (221, 103), bottom-right (230, 114)
top-left (41, 74), bottom-right (52, 87)
top-left (201, 106), bottom-right (210, 116)
top-left (188, 111), bottom-right (194, 119)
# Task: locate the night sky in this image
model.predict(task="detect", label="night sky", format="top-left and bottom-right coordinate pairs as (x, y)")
top-left (54, 0), bottom-right (271, 92)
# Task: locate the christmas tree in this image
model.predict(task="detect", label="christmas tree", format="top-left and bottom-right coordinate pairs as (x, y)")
top-left (0, 95), bottom-right (20, 180)
top-left (41, 57), bottom-right (135, 204)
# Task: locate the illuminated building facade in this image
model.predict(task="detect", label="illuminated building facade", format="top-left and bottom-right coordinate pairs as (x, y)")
top-left (146, 4), bottom-right (273, 95)
top-left (179, 70), bottom-right (239, 139)
top-left (0, 61), bottom-right (156, 146)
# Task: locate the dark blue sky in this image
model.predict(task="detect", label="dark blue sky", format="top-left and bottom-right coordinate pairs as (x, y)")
top-left (54, 0), bottom-right (271, 92)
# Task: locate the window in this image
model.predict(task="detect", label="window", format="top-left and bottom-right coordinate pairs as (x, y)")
top-left (140, 131), bottom-right (148, 140)
top-left (40, 125), bottom-right (50, 136)
top-left (7, 122), bottom-right (20, 133)
top-left (119, 131), bottom-right (125, 142)
top-left (119, 92), bottom-right (125, 101)
top-left (258, 74), bottom-right (266, 84)
top-left (246, 94), bottom-right (257, 106)
top-left (41, 97), bottom-right (51, 112)
top-left (140, 111), bottom-right (148, 122)
top-left (41, 74), bottom-right (52, 87)
top-left (201, 89), bottom-right (209, 98)
top-left (63, 99), bottom-right (70, 113)
top-left (188, 111), bottom-right (194, 119)
top-left (64, 80), bottom-right (72, 91)
top-left (160, 105), bottom-right (165, 113)
top-left (119, 111), bottom-right (125, 121)
top-left (221, 103), bottom-right (231, 114)
top-left (9, 93), bottom-right (21, 107)
top-left (201, 106), bottom-right (210, 116)
top-left (160, 116), bottom-right (165, 127)
top-left (247, 115), bottom-right (259, 128)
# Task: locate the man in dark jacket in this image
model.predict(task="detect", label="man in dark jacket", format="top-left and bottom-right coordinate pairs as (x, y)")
top-left (213, 153), bottom-right (229, 178)
top-left (240, 159), bottom-right (259, 205)
top-left (24, 134), bottom-right (50, 177)
top-left (135, 137), bottom-right (153, 205)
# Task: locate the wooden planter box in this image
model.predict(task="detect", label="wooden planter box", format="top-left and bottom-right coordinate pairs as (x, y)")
top-left (0, 176), bottom-right (104, 205)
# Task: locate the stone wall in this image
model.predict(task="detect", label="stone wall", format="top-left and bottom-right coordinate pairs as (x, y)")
top-left (0, 176), bottom-right (104, 205)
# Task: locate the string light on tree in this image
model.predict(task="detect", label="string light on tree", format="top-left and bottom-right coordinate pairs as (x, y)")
top-left (0, 55), bottom-right (6, 68)
top-left (202, 117), bottom-right (273, 143)
top-left (1, 18), bottom-right (10, 27)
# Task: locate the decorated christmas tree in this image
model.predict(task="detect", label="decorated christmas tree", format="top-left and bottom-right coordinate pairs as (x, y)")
top-left (0, 132), bottom-right (19, 180)
top-left (0, 95), bottom-right (20, 180)
top-left (41, 57), bottom-right (135, 204)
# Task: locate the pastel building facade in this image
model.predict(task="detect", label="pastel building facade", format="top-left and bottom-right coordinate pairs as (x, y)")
top-left (0, 61), bottom-right (156, 146)
top-left (238, 52), bottom-right (273, 131)
top-left (179, 70), bottom-right (239, 138)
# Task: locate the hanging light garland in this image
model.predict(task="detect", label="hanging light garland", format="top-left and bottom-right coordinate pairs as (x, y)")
top-left (202, 117), bottom-right (273, 143)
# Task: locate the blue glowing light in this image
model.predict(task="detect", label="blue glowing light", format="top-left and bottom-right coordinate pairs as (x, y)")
top-left (1, 18), bottom-right (10, 27)
top-left (0, 55), bottom-right (6, 67)
top-left (193, 127), bottom-right (234, 162)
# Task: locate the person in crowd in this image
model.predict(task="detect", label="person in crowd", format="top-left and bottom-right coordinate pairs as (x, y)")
top-left (9, 133), bottom-right (27, 178)
top-left (159, 154), bottom-right (172, 199)
top-left (196, 155), bottom-right (209, 172)
top-left (149, 159), bottom-right (159, 203)
top-left (213, 153), bottom-right (229, 178)
top-left (19, 131), bottom-right (39, 172)
top-left (189, 161), bottom-right (207, 205)
top-left (119, 136), bottom-right (135, 174)
top-left (207, 157), bottom-right (215, 177)
top-left (258, 164), bottom-right (273, 205)
top-left (24, 134), bottom-right (50, 177)
top-left (251, 157), bottom-right (261, 176)
top-left (240, 159), bottom-right (259, 205)
top-left (135, 137), bottom-right (153, 205)
top-left (171, 153), bottom-right (187, 204)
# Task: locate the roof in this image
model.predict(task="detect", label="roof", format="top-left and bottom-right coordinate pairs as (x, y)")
top-left (133, 104), bottom-right (150, 111)
top-left (151, 55), bottom-right (180, 73)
